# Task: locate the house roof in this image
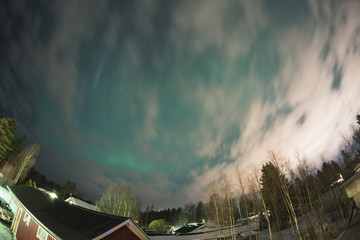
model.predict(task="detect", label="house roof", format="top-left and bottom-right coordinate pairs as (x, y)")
top-left (8, 186), bottom-right (131, 240)
top-left (65, 196), bottom-right (97, 211)
top-left (174, 223), bottom-right (204, 234)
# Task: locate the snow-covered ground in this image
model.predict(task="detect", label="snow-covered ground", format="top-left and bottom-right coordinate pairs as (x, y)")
top-left (150, 221), bottom-right (259, 240)
top-left (150, 215), bottom-right (345, 240)
top-left (0, 221), bottom-right (16, 240)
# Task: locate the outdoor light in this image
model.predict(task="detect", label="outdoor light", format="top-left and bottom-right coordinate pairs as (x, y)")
top-left (49, 192), bottom-right (58, 199)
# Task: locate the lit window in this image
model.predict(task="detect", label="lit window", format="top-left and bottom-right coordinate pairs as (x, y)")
top-left (36, 226), bottom-right (48, 240)
top-left (23, 212), bottom-right (30, 226)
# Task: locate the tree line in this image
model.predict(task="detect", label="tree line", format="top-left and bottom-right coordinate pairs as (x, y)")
top-left (0, 118), bottom-right (40, 185)
top-left (4, 115), bottom-right (360, 239)
top-left (135, 115), bottom-right (360, 238)
top-left (192, 115), bottom-right (360, 239)
top-left (0, 117), bottom-right (86, 201)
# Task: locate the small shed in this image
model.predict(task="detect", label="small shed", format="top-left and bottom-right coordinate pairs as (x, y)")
top-left (8, 186), bottom-right (150, 240)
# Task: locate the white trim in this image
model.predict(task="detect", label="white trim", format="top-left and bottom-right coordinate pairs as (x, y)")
top-left (6, 187), bottom-right (61, 240)
top-left (127, 221), bottom-right (152, 240)
top-left (7, 187), bottom-right (149, 240)
top-left (10, 197), bottom-right (19, 230)
top-left (36, 225), bottom-right (48, 240)
top-left (92, 219), bottom-right (150, 240)
top-left (12, 207), bottom-right (23, 235)
top-left (23, 212), bottom-right (30, 226)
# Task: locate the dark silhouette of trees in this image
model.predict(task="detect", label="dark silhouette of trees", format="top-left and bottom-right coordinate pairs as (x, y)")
top-left (260, 162), bottom-right (289, 231)
top-left (141, 206), bottom-right (187, 228)
top-left (195, 201), bottom-right (206, 222)
top-left (0, 118), bottom-right (17, 162)
top-left (8, 135), bottom-right (26, 162)
top-left (61, 181), bottom-right (77, 199)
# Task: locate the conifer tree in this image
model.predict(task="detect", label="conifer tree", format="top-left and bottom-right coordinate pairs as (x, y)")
top-left (260, 162), bottom-right (288, 231)
top-left (0, 118), bottom-right (17, 162)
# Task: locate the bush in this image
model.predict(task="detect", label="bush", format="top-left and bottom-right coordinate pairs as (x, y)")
top-left (148, 219), bottom-right (169, 234)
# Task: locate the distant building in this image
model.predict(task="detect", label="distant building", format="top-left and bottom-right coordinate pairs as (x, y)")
top-left (65, 196), bottom-right (97, 211)
top-left (8, 186), bottom-right (150, 240)
top-left (173, 222), bottom-right (217, 235)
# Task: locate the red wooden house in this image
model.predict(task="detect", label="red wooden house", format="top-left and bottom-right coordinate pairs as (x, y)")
top-left (8, 186), bottom-right (150, 240)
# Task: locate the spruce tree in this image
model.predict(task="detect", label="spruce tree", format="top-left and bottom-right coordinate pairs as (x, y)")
top-left (0, 118), bottom-right (17, 162)
top-left (260, 162), bottom-right (289, 231)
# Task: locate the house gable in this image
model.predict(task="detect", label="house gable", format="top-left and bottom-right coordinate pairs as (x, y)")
top-left (102, 225), bottom-right (140, 240)
top-left (8, 186), bottom-right (150, 240)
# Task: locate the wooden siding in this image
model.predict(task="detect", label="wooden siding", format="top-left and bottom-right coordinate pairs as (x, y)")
top-left (15, 210), bottom-right (40, 240)
top-left (102, 225), bottom-right (140, 240)
top-left (12, 205), bottom-right (57, 240)
top-left (47, 234), bottom-right (57, 240)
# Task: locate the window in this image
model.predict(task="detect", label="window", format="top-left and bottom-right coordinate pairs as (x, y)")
top-left (13, 208), bottom-right (22, 234)
top-left (23, 212), bottom-right (30, 226)
top-left (36, 226), bottom-right (48, 240)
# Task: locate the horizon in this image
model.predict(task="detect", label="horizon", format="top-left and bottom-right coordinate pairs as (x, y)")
top-left (1, 0), bottom-right (360, 209)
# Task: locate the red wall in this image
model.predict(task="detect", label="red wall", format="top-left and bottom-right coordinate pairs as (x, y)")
top-left (102, 225), bottom-right (141, 240)
top-left (47, 234), bottom-right (56, 240)
top-left (15, 210), bottom-right (39, 240)
top-left (13, 206), bottom-right (141, 240)
top-left (14, 207), bottom-right (57, 240)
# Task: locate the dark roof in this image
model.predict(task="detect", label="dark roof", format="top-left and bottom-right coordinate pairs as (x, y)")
top-left (175, 223), bottom-right (204, 234)
top-left (9, 186), bottom-right (129, 240)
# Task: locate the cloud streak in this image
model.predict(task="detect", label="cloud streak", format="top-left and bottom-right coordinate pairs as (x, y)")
top-left (0, 0), bottom-right (360, 208)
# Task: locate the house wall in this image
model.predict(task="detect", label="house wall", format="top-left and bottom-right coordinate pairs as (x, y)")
top-left (47, 234), bottom-right (56, 240)
top-left (12, 204), bottom-right (57, 240)
top-left (16, 210), bottom-right (39, 240)
top-left (102, 225), bottom-right (140, 240)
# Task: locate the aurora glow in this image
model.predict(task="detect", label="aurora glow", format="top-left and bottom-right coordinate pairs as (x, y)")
top-left (1, 0), bottom-right (360, 208)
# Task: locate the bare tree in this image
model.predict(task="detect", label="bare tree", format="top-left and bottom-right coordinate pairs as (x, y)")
top-left (267, 150), bottom-right (302, 240)
top-left (253, 167), bottom-right (272, 240)
top-left (210, 184), bottom-right (222, 238)
top-left (296, 152), bottom-right (328, 239)
top-left (221, 176), bottom-right (236, 240)
top-left (13, 143), bottom-right (40, 184)
top-left (236, 169), bottom-right (252, 240)
top-left (96, 183), bottom-right (141, 222)
top-left (247, 176), bottom-right (259, 240)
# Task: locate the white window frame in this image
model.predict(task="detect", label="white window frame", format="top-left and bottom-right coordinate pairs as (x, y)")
top-left (36, 225), bottom-right (48, 240)
top-left (23, 212), bottom-right (30, 226)
top-left (12, 207), bottom-right (23, 234)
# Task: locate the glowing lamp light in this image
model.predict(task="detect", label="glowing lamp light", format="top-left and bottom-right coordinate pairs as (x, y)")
top-left (49, 192), bottom-right (58, 199)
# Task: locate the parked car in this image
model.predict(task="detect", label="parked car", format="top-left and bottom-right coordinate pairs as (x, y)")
top-left (0, 198), bottom-right (13, 223)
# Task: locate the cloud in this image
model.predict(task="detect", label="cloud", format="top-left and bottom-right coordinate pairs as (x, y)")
top-left (37, 146), bottom-right (113, 199)
top-left (185, 0), bottom-right (360, 197)
top-left (141, 87), bottom-right (159, 140)
top-left (2, 0), bottom-right (360, 209)
top-left (171, 0), bottom-right (267, 59)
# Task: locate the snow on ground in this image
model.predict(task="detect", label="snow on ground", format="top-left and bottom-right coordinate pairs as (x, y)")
top-left (0, 221), bottom-right (16, 240)
top-left (150, 214), bottom-right (346, 240)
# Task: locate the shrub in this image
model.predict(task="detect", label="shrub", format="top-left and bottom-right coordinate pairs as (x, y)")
top-left (148, 219), bottom-right (169, 234)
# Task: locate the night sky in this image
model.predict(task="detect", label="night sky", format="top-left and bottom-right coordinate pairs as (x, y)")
top-left (1, 0), bottom-right (360, 208)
